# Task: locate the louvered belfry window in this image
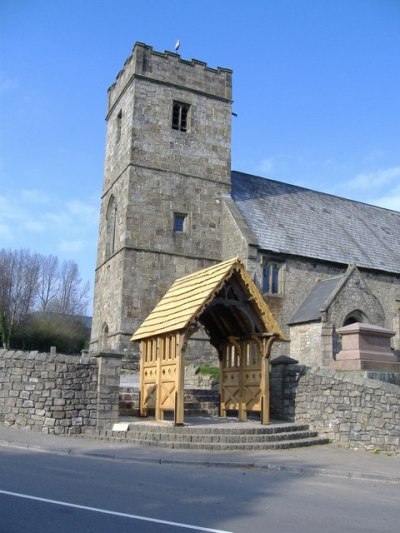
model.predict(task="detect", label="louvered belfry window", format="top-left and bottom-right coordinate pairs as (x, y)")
top-left (172, 101), bottom-right (190, 132)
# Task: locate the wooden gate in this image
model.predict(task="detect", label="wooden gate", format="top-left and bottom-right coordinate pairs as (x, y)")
top-left (139, 333), bottom-right (185, 423)
top-left (220, 335), bottom-right (273, 423)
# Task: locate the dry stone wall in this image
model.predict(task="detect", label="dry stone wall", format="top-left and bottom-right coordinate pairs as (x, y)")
top-left (273, 365), bottom-right (400, 454)
top-left (0, 349), bottom-right (98, 434)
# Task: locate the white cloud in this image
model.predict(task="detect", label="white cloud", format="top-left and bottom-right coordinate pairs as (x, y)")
top-left (348, 166), bottom-right (400, 190)
top-left (370, 183), bottom-right (400, 211)
top-left (21, 189), bottom-right (51, 205)
top-left (23, 220), bottom-right (45, 232)
top-left (0, 223), bottom-right (12, 240)
top-left (0, 188), bottom-right (99, 253)
top-left (256, 158), bottom-right (274, 175)
top-left (374, 196), bottom-right (400, 211)
top-left (66, 200), bottom-right (98, 221)
top-left (59, 239), bottom-right (86, 253)
top-left (0, 77), bottom-right (18, 94)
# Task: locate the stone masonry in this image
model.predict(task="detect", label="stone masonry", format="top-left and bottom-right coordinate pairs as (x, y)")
top-left (272, 364), bottom-right (400, 454)
top-left (0, 349), bottom-right (124, 434)
top-left (0, 349), bottom-right (98, 434)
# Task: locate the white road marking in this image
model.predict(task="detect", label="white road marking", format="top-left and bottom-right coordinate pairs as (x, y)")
top-left (0, 489), bottom-right (233, 533)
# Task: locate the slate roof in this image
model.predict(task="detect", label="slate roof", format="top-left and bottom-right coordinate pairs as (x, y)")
top-left (131, 257), bottom-right (283, 341)
top-left (231, 171), bottom-right (400, 275)
top-left (288, 276), bottom-right (342, 325)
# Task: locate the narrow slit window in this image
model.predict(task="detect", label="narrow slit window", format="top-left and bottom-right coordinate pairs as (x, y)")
top-left (172, 101), bottom-right (190, 132)
top-left (174, 213), bottom-right (186, 232)
top-left (116, 110), bottom-right (122, 142)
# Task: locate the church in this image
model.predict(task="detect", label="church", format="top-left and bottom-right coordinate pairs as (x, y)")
top-left (89, 42), bottom-right (400, 368)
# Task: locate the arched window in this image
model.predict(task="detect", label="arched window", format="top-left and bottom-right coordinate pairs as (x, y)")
top-left (101, 323), bottom-right (109, 350)
top-left (343, 309), bottom-right (368, 327)
top-left (106, 196), bottom-right (117, 256)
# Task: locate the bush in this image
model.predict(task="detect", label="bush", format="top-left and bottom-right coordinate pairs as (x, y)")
top-left (11, 312), bottom-right (90, 354)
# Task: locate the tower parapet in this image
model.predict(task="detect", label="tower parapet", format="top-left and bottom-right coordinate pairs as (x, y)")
top-left (107, 42), bottom-right (232, 115)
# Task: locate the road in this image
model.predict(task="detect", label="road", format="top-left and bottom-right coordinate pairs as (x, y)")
top-left (0, 446), bottom-right (398, 533)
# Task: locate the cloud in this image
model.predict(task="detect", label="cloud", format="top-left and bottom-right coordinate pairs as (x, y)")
top-left (21, 189), bottom-right (51, 205)
top-left (370, 183), bottom-right (400, 211)
top-left (348, 166), bottom-right (400, 190)
top-left (66, 200), bottom-right (98, 221)
top-left (59, 240), bottom-right (86, 253)
top-left (23, 220), bottom-right (45, 232)
top-left (256, 158), bottom-right (274, 175)
top-left (0, 77), bottom-right (18, 94)
top-left (0, 223), bottom-right (12, 240)
top-left (0, 188), bottom-right (99, 253)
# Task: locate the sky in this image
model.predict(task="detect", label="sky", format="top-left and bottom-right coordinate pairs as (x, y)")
top-left (1, 0), bottom-right (399, 312)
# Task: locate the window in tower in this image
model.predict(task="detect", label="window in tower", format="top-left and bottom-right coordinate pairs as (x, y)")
top-left (116, 110), bottom-right (122, 142)
top-left (106, 195), bottom-right (117, 256)
top-left (172, 101), bottom-right (190, 132)
top-left (174, 213), bottom-right (186, 232)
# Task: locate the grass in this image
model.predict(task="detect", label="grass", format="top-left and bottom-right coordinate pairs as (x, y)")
top-left (197, 366), bottom-right (220, 379)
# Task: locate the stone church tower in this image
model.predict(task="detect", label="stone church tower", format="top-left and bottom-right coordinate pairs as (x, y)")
top-left (90, 43), bottom-right (232, 356)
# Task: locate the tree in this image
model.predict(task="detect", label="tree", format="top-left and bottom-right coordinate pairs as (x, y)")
top-left (0, 249), bottom-right (90, 350)
top-left (36, 254), bottom-right (59, 311)
top-left (48, 260), bottom-right (90, 316)
top-left (0, 249), bottom-right (40, 348)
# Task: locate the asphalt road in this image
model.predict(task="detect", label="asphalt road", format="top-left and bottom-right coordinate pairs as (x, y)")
top-left (0, 446), bottom-right (398, 533)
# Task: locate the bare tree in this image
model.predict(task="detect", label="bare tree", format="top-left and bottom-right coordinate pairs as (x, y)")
top-left (36, 255), bottom-right (59, 311)
top-left (0, 249), bottom-right (90, 349)
top-left (0, 249), bottom-right (40, 348)
top-left (48, 259), bottom-right (90, 316)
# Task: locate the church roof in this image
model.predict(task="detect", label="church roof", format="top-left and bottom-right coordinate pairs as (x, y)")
top-left (288, 276), bottom-right (342, 325)
top-left (131, 257), bottom-right (283, 341)
top-left (231, 171), bottom-right (400, 275)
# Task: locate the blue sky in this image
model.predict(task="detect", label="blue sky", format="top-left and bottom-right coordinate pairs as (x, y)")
top-left (1, 0), bottom-right (399, 311)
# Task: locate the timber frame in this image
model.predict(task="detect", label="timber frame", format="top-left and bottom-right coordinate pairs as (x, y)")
top-left (131, 257), bottom-right (283, 425)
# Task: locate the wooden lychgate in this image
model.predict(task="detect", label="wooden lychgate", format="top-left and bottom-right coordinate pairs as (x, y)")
top-left (131, 257), bottom-right (283, 425)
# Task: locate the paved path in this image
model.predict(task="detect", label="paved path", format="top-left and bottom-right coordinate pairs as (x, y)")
top-left (1, 423), bottom-right (399, 483)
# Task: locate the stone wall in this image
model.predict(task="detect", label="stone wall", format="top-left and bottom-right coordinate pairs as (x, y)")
top-left (289, 322), bottom-right (323, 366)
top-left (0, 349), bottom-right (98, 434)
top-left (272, 365), bottom-right (400, 454)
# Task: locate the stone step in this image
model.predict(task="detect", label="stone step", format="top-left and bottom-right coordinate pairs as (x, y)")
top-left (119, 429), bottom-right (320, 444)
top-left (184, 408), bottom-right (219, 417)
top-left (118, 421), bottom-right (311, 435)
top-left (107, 417), bottom-right (329, 450)
top-left (107, 434), bottom-right (330, 451)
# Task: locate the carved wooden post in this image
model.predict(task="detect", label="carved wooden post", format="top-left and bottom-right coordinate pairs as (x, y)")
top-left (219, 346), bottom-right (226, 417)
top-left (155, 337), bottom-right (162, 421)
top-left (254, 334), bottom-right (277, 425)
top-left (175, 333), bottom-right (185, 425)
top-left (139, 340), bottom-right (146, 417)
top-left (260, 354), bottom-right (270, 425)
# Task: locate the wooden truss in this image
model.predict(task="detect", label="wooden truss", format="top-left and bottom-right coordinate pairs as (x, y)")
top-left (131, 257), bottom-right (283, 425)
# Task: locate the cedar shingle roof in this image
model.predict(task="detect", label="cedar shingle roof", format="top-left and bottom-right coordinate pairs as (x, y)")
top-left (131, 257), bottom-right (283, 341)
top-left (231, 171), bottom-right (400, 275)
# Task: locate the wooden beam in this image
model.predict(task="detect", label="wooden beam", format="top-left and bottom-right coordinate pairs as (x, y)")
top-left (175, 333), bottom-right (185, 425)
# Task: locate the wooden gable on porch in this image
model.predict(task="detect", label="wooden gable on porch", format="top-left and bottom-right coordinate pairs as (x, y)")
top-left (131, 256), bottom-right (283, 342)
